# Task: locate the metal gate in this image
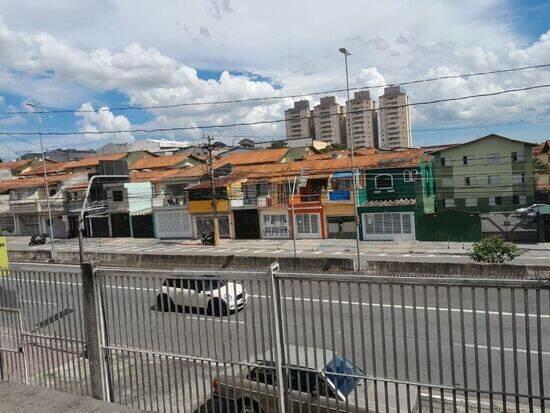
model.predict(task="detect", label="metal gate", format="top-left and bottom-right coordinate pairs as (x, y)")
top-left (481, 212), bottom-right (539, 242)
top-left (0, 269), bottom-right (90, 395)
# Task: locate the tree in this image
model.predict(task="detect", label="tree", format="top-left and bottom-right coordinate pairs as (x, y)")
top-left (468, 236), bottom-right (520, 263)
top-left (269, 140), bottom-right (288, 149)
top-left (533, 157), bottom-right (549, 185)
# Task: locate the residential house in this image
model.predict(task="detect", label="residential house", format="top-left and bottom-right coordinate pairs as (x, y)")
top-left (430, 134), bottom-right (537, 212)
top-left (128, 153), bottom-right (203, 172)
top-left (533, 140), bottom-right (549, 202)
top-left (357, 149), bottom-right (434, 241)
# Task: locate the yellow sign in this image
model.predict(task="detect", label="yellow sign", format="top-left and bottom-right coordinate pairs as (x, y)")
top-left (0, 236), bottom-right (8, 269)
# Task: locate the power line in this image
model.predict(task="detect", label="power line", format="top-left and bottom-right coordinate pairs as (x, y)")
top-left (2, 83), bottom-right (549, 137)
top-left (2, 63), bottom-right (549, 116)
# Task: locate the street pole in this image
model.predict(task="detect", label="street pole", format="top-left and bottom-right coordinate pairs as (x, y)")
top-left (27, 103), bottom-right (55, 261)
top-left (290, 176), bottom-right (298, 258)
top-left (339, 48), bottom-right (362, 270)
top-left (206, 135), bottom-right (220, 246)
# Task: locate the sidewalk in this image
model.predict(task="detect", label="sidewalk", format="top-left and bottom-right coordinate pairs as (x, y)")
top-left (0, 382), bottom-right (147, 413)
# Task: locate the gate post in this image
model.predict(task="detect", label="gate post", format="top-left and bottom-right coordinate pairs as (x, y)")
top-left (268, 262), bottom-right (287, 413)
top-left (81, 263), bottom-right (109, 401)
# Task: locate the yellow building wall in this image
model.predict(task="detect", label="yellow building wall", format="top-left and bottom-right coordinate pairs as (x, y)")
top-left (323, 203), bottom-right (354, 216)
top-left (188, 199), bottom-right (229, 213)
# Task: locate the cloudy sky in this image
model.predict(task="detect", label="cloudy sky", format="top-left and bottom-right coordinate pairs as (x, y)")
top-left (0, 0), bottom-right (549, 159)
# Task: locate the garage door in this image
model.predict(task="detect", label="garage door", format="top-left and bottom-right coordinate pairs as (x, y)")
top-left (234, 210), bottom-right (261, 239)
top-left (155, 210), bottom-right (192, 239)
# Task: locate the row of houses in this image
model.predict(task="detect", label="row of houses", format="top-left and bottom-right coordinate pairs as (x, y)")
top-left (0, 134), bottom-right (548, 242)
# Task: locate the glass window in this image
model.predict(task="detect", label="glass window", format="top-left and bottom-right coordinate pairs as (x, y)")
top-left (513, 195), bottom-right (520, 204)
top-left (511, 151), bottom-right (524, 162)
top-left (519, 195), bottom-right (527, 204)
top-left (487, 175), bottom-right (501, 185)
top-left (375, 174), bottom-right (393, 189)
top-left (112, 190), bottom-right (124, 202)
top-left (463, 155), bottom-right (474, 165)
top-left (490, 196), bottom-right (503, 206)
top-left (487, 153), bottom-right (500, 164)
top-left (465, 198), bottom-right (478, 207)
top-left (444, 199), bottom-right (455, 208)
top-left (402, 214), bottom-right (412, 233)
top-left (512, 175), bottom-right (523, 184)
top-left (248, 364), bottom-right (276, 386)
top-left (440, 157), bottom-right (447, 166)
top-left (464, 177), bottom-right (471, 186)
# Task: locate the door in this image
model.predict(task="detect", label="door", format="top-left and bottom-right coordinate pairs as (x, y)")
top-left (327, 216), bottom-right (355, 239)
top-left (234, 210), bottom-right (261, 239)
top-left (110, 213), bottom-right (131, 237)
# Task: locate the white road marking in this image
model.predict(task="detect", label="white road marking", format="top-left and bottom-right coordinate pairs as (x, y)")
top-left (427, 254), bottom-right (436, 257)
top-left (457, 343), bottom-right (550, 357)
top-left (377, 253), bottom-right (387, 256)
top-left (197, 248), bottom-right (214, 252)
top-left (235, 249), bottom-right (248, 253)
top-left (332, 251), bottom-right (343, 255)
top-left (250, 294), bottom-right (550, 319)
top-left (216, 249), bottom-right (230, 252)
top-left (253, 250), bottom-right (266, 253)
top-left (312, 250), bottom-right (324, 255)
top-left (402, 254), bottom-right (411, 257)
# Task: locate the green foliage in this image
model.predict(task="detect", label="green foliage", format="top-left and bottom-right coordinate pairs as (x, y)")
top-left (269, 141), bottom-right (288, 149)
top-left (468, 236), bottom-right (520, 263)
top-left (534, 157), bottom-right (549, 184)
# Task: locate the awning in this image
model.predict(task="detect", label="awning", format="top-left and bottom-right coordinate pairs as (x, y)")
top-left (331, 171), bottom-right (353, 179)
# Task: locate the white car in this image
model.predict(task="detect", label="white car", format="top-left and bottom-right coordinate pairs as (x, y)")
top-left (157, 275), bottom-right (248, 315)
top-left (516, 203), bottom-right (550, 216)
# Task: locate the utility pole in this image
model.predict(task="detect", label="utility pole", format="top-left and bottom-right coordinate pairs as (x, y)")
top-left (26, 103), bottom-right (55, 261)
top-left (206, 135), bottom-right (220, 246)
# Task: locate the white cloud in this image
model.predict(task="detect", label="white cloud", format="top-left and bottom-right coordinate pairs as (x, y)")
top-left (75, 103), bottom-right (134, 143)
top-left (0, 2), bottom-right (549, 148)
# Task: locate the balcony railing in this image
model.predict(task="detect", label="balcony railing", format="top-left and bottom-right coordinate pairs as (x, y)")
top-left (10, 199), bottom-right (66, 214)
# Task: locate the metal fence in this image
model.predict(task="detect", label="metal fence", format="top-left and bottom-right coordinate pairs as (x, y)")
top-left (0, 268), bottom-right (90, 395)
top-left (0, 264), bottom-right (549, 412)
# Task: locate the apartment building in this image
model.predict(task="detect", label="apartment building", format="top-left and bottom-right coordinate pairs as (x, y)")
top-left (379, 86), bottom-right (412, 149)
top-left (346, 91), bottom-right (378, 148)
top-left (313, 96), bottom-right (346, 145)
top-left (284, 100), bottom-right (314, 140)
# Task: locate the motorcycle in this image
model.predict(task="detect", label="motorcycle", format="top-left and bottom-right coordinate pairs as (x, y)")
top-left (29, 233), bottom-right (49, 246)
top-left (200, 231), bottom-right (215, 246)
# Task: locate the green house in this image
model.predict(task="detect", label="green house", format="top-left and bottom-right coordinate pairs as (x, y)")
top-left (430, 134), bottom-right (537, 213)
top-left (357, 151), bottom-right (435, 241)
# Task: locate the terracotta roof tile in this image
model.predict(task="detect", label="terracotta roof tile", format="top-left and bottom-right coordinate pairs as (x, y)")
top-left (0, 159), bottom-right (32, 171)
top-left (216, 148), bottom-right (288, 166)
top-left (129, 153), bottom-right (197, 170)
top-left (0, 173), bottom-right (87, 192)
top-left (63, 153), bottom-right (128, 169)
top-left (21, 162), bottom-right (69, 176)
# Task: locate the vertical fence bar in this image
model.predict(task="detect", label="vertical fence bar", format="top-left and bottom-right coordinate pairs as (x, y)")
top-left (80, 263), bottom-right (110, 401)
top-left (268, 263), bottom-right (286, 413)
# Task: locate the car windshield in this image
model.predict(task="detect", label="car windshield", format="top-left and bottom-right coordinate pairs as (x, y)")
top-left (324, 355), bottom-right (363, 398)
top-left (199, 277), bottom-right (225, 291)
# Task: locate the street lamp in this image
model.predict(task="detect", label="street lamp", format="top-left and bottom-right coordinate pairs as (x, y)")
top-left (26, 102), bottom-right (56, 261)
top-left (339, 48), bottom-right (362, 270)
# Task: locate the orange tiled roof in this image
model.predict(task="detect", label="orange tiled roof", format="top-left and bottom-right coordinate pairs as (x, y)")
top-left (239, 148), bottom-right (424, 180)
top-left (63, 153), bottom-right (128, 169)
top-left (216, 148), bottom-right (288, 166)
top-left (0, 173), bottom-right (87, 192)
top-left (21, 162), bottom-right (69, 176)
top-left (0, 159), bottom-right (32, 171)
top-left (306, 148), bottom-right (377, 160)
top-left (533, 140), bottom-right (550, 155)
top-left (129, 153), bottom-right (195, 170)
top-left (130, 163), bottom-right (209, 183)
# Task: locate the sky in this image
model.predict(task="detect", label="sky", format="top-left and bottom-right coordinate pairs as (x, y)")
top-left (0, 0), bottom-right (549, 160)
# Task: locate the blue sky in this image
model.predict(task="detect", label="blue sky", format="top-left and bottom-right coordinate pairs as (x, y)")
top-left (0, 0), bottom-right (548, 159)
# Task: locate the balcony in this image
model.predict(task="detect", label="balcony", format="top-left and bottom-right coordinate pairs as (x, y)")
top-left (10, 198), bottom-right (66, 214)
top-left (230, 197), bottom-right (258, 209)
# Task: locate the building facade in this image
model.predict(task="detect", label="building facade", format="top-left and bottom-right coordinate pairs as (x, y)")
top-left (431, 134), bottom-right (536, 212)
top-left (379, 86), bottom-right (412, 149)
top-left (346, 91), bottom-right (378, 149)
top-left (313, 96), bottom-right (346, 145)
top-left (285, 100), bottom-right (314, 140)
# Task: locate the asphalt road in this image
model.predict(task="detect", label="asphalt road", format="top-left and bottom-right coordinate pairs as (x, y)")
top-left (8, 236), bottom-right (550, 266)
top-left (1, 262), bottom-right (549, 412)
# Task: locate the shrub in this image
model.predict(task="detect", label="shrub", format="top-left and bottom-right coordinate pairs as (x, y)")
top-left (468, 236), bottom-right (520, 263)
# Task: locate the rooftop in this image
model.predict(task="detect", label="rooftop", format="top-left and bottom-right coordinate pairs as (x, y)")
top-left (129, 153), bottom-right (199, 170)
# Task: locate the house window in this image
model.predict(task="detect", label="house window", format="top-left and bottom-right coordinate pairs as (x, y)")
top-left (375, 174), bottom-right (393, 189)
top-left (441, 178), bottom-right (454, 187)
top-left (463, 155), bottom-right (473, 165)
top-left (519, 195), bottom-right (527, 204)
top-left (440, 157), bottom-right (448, 166)
top-left (487, 175), bottom-right (501, 185)
top-left (295, 214), bottom-right (320, 236)
top-left (512, 174), bottom-right (525, 184)
top-left (513, 195), bottom-right (520, 204)
top-left (511, 151), bottom-right (524, 162)
top-left (262, 214), bottom-right (289, 239)
top-left (443, 198), bottom-right (455, 208)
top-left (465, 198), bottom-right (477, 207)
top-left (464, 177), bottom-right (471, 186)
top-left (403, 170), bottom-right (417, 182)
top-left (489, 196), bottom-right (502, 206)
top-left (112, 190), bottom-right (124, 202)
top-left (487, 153), bottom-right (500, 164)
top-left (363, 213), bottom-right (413, 236)
top-left (49, 188), bottom-right (57, 197)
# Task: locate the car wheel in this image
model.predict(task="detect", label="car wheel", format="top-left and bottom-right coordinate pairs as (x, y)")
top-left (157, 293), bottom-right (175, 312)
top-left (208, 298), bottom-right (228, 316)
top-left (237, 398), bottom-right (261, 413)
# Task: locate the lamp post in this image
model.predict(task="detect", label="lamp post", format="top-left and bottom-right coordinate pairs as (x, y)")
top-left (26, 103), bottom-right (55, 261)
top-left (339, 48), bottom-right (362, 270)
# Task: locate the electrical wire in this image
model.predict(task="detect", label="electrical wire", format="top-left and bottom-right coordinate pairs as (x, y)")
top-left (2, 83), bottom-right (549, 137)
top-left (2, 63), bottom-right (549, 115)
